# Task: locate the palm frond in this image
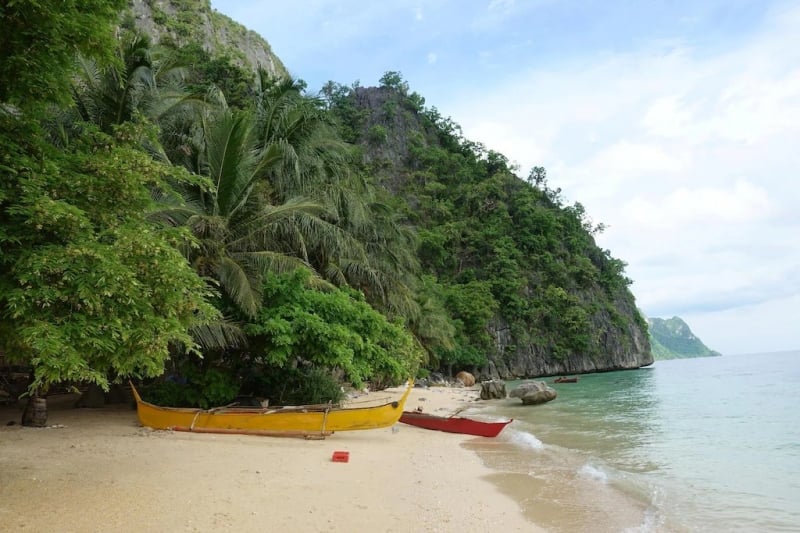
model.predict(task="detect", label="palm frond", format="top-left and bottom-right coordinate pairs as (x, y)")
top-left (323, 262), bottom-right (348, 287)
top-left (231, 250), bottom-right (309, 277)
top-left (204, 110), bottom-right (259, 218)
top-left (189, 319), bottom-right (247, 350)
top-left (215, 256), bottom-right (260, 318)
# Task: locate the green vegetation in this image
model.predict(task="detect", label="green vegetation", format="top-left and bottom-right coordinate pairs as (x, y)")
top-left (241, 366), bottom-right (345, 406)
top-left (0, 7), bottom-right (647, 421)
top-left (245, 269), bottom-right (419, 388)
top-left (0, 0), bottom-right (126, 110)
top-left (324, 74), bottom-right (645, 367)
top-left (0, 116), bottom-right (218, 394)
top-left (648, 317), bottom-right (721, 359)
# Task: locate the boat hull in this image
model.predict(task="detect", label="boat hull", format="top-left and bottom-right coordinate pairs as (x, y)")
top-left (399, 411), bottom-right (512, 438)
top-left (553, 377), bottom-right (578, 383)
top-left (130, 381), bottom-right (412, 437)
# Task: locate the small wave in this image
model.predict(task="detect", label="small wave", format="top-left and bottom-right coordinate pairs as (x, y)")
top-left (578, 463), bottom-right (609, 483)
top-left (618, 478), bottom-right (672, 532)
top-left (507, 428), bottom-right (544, 450)
top-left (621, 506), bottom-right (664, 533)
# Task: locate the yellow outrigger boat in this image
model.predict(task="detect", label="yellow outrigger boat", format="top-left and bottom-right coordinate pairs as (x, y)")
top-left (130, 381), bottom-right (412, 439)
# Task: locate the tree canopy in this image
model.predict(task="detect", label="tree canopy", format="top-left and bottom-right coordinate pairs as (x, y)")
top-left (0, 0), bottom-right (126, 110)
top-left (246, 269), bottom-right (420, 388)
top-left (0, 117), bottom-right (218, 391)
top-left (325, 71), bottom-right (646, 367)
top-left (0, 6), bottom-right (646, 408)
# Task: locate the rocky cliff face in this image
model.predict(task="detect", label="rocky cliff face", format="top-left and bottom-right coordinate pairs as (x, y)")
top-left (127, 0), bottom-right (286, 78)
top-left (349, 86), bottom-right (653, 378)
top-left (481, 273), bottom-right (652, 380)
top-left (352, 87), bottom-right (419, 183)
top-left (487, 302), bottom-right (652, 380)
top-left (143, 3), bottom-right (654, 378)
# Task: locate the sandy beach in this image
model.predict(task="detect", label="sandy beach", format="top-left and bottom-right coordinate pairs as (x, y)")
top-left (0, 385), bottom-right (542, 532)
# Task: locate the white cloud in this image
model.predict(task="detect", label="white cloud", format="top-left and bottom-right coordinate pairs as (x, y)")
top-left (623, 180), bottom-right (772, 230)
top-left (209, 0), bottom-right (800, 353)
top-left (642, 94), bottom-right (696, 138)
top-left (443, 2), bottom-right (800, 353)
top-left (478, 0), bottom-right (525, 30)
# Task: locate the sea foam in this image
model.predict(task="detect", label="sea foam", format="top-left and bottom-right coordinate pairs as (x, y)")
top-left (507, 428), bottom-right (544, 449)
top-left (578, 462), bottom-right (609, 483)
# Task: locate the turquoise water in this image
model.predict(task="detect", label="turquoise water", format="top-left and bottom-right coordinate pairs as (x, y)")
top-left (466, 351), bottom-right (800, 532)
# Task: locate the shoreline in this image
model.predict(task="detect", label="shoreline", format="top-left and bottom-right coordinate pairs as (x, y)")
top-left (0, 385), bottom-right (543, 532)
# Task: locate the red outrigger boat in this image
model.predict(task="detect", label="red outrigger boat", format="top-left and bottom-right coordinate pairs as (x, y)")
top-left (399, 411), bottom-right (512, 438)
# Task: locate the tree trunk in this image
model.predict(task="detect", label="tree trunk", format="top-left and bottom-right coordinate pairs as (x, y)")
top-left (21, 395), bottom-right (47, 427)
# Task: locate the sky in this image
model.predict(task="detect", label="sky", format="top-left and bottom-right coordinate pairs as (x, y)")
top-left (210, 0), bottom-right (800, 355)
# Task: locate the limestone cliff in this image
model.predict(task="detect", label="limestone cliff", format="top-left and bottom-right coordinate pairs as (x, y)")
top-left (488, 296), bottom-right (651, 378)
top-left (130, 3), bottom-right (653, 379)
top-left (344, 85), bottom-right (653, 378)
top-left (126, 0), bottom-right (286, 78)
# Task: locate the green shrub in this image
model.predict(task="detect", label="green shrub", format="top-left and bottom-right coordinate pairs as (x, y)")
top-left (140, 367), bottom-right (239, 408)
top-left (140, 380), bottom-right (189, 407)
top-left (367, 124), bottom-right (388, 145)
top-left (242, 366), bottom-right (344, 406)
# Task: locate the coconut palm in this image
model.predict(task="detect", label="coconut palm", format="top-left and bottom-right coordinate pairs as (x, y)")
top-left (249, 76), bottom-right (424, 317)
top-left (63, 32), bottom-right (247, 351)
top-left (71, 32), bottom-right (190, 134)
top-left (153, 103), bottom-right (343, 319)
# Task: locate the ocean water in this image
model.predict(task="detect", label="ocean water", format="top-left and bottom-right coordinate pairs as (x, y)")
top-left (462, 350), bottom-right (800, 532)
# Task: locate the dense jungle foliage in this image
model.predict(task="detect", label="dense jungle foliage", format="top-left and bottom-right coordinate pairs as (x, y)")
top-left (322, 73), bottom-right (646, 371)
top-left (0, 2), bottom-right (645, 409)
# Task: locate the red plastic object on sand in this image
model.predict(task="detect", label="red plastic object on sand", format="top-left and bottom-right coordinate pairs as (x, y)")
top-left (331, 451), bottom-right (350, 463)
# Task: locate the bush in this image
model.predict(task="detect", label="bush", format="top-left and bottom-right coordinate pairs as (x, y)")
top-left (245, 269), bottom-right (421, 388)
top-left (367, 124), bottom-right (388, 145)
top-left (140, 367), bottom-right (239, 408)
top-left (140, 379), bottom-right (189, 407)
top-left (241, 366), bottom-right (344, 406)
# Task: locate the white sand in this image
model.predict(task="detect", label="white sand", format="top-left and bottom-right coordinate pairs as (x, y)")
top-left (0, 386), bottom-right (542, 532)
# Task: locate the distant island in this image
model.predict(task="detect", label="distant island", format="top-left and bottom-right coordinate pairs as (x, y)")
top-left (647, 316), bottom-right (721, 360)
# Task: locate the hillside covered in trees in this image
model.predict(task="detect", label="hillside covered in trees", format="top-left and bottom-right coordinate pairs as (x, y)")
top-left (321, 77), bottom-right (652, 378)
top-left (0, 1), bottom-right (651, 419)
top-left (648, 317), bottom-right (721, 359)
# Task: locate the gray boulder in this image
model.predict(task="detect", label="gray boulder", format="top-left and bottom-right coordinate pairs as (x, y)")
top-left (480, 380), bottom-right (507, 400)
top-left (427, 372), bottom-right (447, 385)
top-left (509, 381), bottom-right (557, 405)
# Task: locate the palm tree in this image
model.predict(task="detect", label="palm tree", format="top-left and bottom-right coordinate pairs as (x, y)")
top-left (71, 32), bottom-right (191, 134)
top-left (249, 77), bottom-right (424, 317)
top-left (62, 32), bottom-right (246, 352)
top-left (163, 77), bottom-right (430, 347)
top-left (154, 104), bottom-right (340, 318)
